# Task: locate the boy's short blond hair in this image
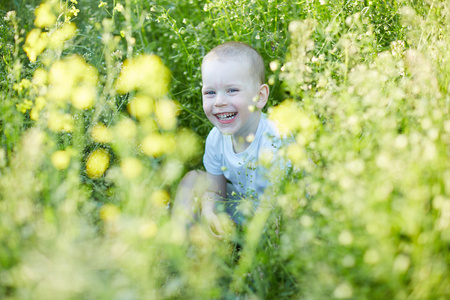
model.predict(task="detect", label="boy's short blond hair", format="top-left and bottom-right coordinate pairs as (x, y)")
top-left (202, 41), bottom-right (265, 84)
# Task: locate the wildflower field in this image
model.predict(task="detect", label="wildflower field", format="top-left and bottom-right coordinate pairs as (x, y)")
top-left (1, 0), bottom-right (449, 299)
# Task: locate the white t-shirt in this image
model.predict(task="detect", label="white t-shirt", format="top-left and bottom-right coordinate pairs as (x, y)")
top-left (203, 113), bottom-right (285, 199)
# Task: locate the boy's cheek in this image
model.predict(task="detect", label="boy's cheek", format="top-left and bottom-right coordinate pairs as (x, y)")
top-left (202, 102), bottom-right (210, 115)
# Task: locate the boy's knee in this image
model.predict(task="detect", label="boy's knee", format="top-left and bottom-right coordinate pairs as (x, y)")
top-left (174, 170), bottom-right (206, 215)
top-left (176, 170), bottom-right (207, 199)
top-left (180, 170), bottom-right (206, 186)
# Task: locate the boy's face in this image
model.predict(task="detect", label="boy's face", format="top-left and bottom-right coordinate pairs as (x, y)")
top-left (201, 58), bottom-right (266, 139)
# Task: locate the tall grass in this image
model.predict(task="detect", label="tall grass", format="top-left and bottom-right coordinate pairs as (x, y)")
top-left (0, 0), bottom-right (449, 299)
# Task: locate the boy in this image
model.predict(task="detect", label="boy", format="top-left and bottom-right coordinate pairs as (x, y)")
top-left (175, 41), bottom-right (285, 238)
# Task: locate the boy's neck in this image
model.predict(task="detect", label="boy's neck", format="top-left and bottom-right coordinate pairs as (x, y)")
top-left (231, 113), bottom-right (262, 153)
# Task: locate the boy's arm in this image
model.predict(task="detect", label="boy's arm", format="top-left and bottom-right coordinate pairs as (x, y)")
top-left (201, 172), bottom-right (227, 238)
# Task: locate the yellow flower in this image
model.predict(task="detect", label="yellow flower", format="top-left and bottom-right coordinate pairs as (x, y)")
top-left (85, 148), bottom-right (110, 179)
top-left (116, 54), bottom-right (171, 98)
top-left (47, 61), bottom-right (74, 103)
top-left (71, 85), bottom-right (96, 109)
top-left (175, 130), bottom-right (199, 160)
top-left (19, 79), bottom-right (31, 89)
top-left (113, 4), bottom-right (124, 12)
top-left (16, 99), bottom-right (33, 113)
top-left (34, 3), bottom-right (56, 28)
top-left (68, 6), bottom-right (80, 17)
top-left (286, 143), bottom-right (304, 166)
top-left (24, 29), bottom-right (49, 62)
top-left (98, 1), bottom-right (107, 8)
top-left (150, 190), bottom-right (170, 207)
top-left (100, 203), bottom-right (120, 222)
top-left (127, 94), bottom-right (154, 120)
top-left (32, 68), bottom-right (48, 86)
top-left (35, 96), bottom-right (47, 110)
top-left (268, 99), bottom-right (317, 135)
top-left (139, 222), bottom-right (157, 238)
top-left (270, 60), bottom-right (280, 71)
top-left (12, 83), bottom-right (21, 91)
top-left (114, 118), bottom-right (137, 140)
top-left (48, 23), bottom-right (77, 49)
top-left (47, 55), bottom-right (98, 103)
top-left (30, 108), bottom-right (40, 120)
top-left (51, 150), bottom-right (71, 170)
top-left (141, 133), bottom-right (175, 157)
top-left (120, 157), bottom-right (143, 179)
top-left (91, 123), bottom-right (113, 143)
top-left (47, 112), bottom-right (74, 132)
top-left (155, 100), bottom-right (178, 130)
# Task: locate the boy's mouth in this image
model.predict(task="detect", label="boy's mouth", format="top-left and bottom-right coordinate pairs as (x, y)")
top-left (215, 112), bottom-right (237, 124)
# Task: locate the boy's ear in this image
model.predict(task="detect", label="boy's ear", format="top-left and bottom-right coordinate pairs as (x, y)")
top-left (255, 84), bottom-right (269, 109)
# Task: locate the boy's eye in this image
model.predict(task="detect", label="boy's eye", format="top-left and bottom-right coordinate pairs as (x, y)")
top-left (228, 88), bottom-right (239, 93)
top-left (203, 91), bottom-right (215, 95)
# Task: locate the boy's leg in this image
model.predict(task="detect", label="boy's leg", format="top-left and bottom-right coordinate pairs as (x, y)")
top-left (221, 183), bottom-right (245, 226)
top-left (172, 170), bottom-right (207, 224)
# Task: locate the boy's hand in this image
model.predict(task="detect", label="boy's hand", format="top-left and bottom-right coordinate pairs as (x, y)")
top-left (201, 174), bottom-right (227, 239)
top-left (201, 196), bottom-right (224, 239)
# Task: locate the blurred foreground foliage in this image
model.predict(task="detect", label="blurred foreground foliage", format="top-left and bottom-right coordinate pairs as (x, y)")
top-left (0, 0), bottom-right (449, 299)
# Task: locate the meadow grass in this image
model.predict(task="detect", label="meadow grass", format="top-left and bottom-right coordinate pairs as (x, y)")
top-left (0, 0), bottom-right (449, 299)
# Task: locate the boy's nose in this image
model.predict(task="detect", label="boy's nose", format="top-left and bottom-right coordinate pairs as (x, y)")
top-left (214, 93), bottom-right (227, 107)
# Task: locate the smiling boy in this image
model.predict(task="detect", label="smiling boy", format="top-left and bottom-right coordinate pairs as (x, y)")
top-left (174, 41), bottom-right (285, 237)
